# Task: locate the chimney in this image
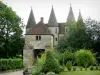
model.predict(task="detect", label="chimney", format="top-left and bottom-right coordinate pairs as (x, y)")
top-left (40, 17), bottom-right (44, 23)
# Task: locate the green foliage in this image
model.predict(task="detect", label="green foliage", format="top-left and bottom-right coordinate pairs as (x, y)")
top-left (0, 1), bottom-right (24, 58)
top-left (35, 58), bottom-right (45, 67)
top-left (59, 51), bottom-right (75, 66)
top-left (42, 51), bottom-right (61, 74)
top-left (79, 66), bottom-right (83, 71)
top-left (95, 66), bottom-right (99, 70)
top-left (73, 67), bottom-right (76, 71)
top-left (0, 58), bottom-right (23, 71)
top-left (39, 72), bottom-right (46, 75)
top-left (75, 50), bottom-right (96, 67)
top-left (66, 61), bottom-right (72, 71)
top-left (46, 72), bottom-right (59, 75)
top-left (32, 67), bottom-right (41, 75)
top-left (90, 66), bottom-right (94, 70)
top-left (57, 17), bottom-right (92, 53)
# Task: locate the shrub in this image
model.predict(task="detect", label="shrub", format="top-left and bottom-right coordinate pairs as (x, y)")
top-left (42, 51), bottom-right (61, 74)
top-left (95, 66), bottom-right (99, 70)
top-left (46, 72), bottom-right (59, 75)
top-left (39, 72), bottom-right (45, 75)
top-left (0, 58), bottom-right (23, 71)
top-left (90, 66), bottom-right (94, 70)
top-left (32, 68), bottom-right (41, 75)
top-left (73, 67), bottom-right (76, 71)
top-left (79, 66), bottom-right (83, 71)
top-left (59, 51), bottom-right (75, 66)
top-left (66, 61), bottom-right (72, 71)
top-left (75, 49), bottom-right (96, 67)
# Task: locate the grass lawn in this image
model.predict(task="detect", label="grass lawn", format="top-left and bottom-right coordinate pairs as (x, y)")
top-left (60, 66), bottom-right (100, 75)
top-left (60, 70), bottom-right (100, 75)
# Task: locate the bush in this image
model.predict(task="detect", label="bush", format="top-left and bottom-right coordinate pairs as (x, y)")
top-left (95, 66), bottom-right (99, 70)
top-left (46, 72), bottom-right (59, 75)
top-left (0, 58), bottom-right (23, 71)
top-left (79, 66), bottom-right (83, 71)
top-left (73, 67), bottom-right (76, 71)
top-left (42, 51), bottom-right (61, 74)
top-left (32, 67), bottom-right (41, 75)
top-left (39, 72), bottom-right (45, 75)
top-left (66, 61), bottom-right (72, 71)
top-left (75, 49), bottom-right (96, 67)
top-left (90, 66), bottom-right (94, 70)
top-left (59, 51), bottom-right (75, 66)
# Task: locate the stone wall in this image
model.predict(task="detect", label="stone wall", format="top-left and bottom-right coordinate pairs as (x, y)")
top-left (23, 45), bottom-right (34, 68)
top-left (25, 35), bottom-right (53, 50)
top-left (23, 34), bottom-right (54, 68)
top-left (48, 27), bottom-right (59, 46)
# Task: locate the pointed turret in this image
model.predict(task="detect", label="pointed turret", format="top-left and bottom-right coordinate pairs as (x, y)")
top-left (66, 3), bottom-right (76, 25)
top-left (26, 7), bottom-right (36, 28)
top-left (48, 6), bottom-right (58, 26)
top-left (77, 9), bottom-right (83, 22)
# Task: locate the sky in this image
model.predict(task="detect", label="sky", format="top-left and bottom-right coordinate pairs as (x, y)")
top-left (1, 0), bottom-right (100, 25)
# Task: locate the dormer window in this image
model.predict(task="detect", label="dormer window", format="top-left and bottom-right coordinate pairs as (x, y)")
top-left (36, 35), bottom-right (41, 41)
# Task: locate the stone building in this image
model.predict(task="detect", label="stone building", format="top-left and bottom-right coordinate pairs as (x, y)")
top-left (23, 4), bottom-right (83, 67)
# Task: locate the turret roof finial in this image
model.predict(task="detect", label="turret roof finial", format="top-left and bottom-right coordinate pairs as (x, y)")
top-left (52, 5), bottom-right (53, 8)
top-left (70, 2), bottom-right (71, 6)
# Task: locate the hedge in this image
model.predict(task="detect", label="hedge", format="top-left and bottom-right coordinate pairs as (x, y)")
top-left (0, 58), bottom-right (23, 71)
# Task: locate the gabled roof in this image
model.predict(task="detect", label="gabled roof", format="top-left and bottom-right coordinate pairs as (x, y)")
top-left (48, 6), bottom-right (58, 27)
top-left (66, 4), bottom-right (76, 25)
top-left (26, 8), bottom-right (36, 28)
top-left (26, 17), bottom-right (50, 35)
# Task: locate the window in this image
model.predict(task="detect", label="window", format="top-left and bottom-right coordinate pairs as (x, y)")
top-left (55, 38), bottom-right (58, 41)
top-left (36, 36), bottom-right (38, 40)
top-left (36, 35), bottom-right (41, 41)
top-left (55, 28), bottom-right (57, 34)
top-left (66, 28), bottom-right (67, 32)
top-left (39, 35), bottom-right (41, 40)
top-left (65, 27), bottom-right (67, 32)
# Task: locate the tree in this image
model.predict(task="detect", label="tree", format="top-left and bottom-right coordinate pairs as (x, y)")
top-left (42, 51), bottom-right (61, 74)
top-left (0, 1), bottom-right (24, 58)
top-left (57, 16), bottom-right (92, 53)
top-left (85, 18), bottom-right (100, 63)
top-left (75, 49), bottom-right (96, 67)
top-left (85, 18), bottom-right (100, 52)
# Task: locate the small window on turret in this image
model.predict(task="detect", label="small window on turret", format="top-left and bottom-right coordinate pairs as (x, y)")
top-left (55, 38), bottom-right (58, 41)
top-left (66, 28), bottom-right (67, 32)
top-left (65, 27), bottom-right (67, 32)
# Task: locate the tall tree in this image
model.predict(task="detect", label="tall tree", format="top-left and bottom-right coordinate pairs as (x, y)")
top-left (85, 18), bottom-right (100, 57)
top-left (0, 1), bottom-right (24, 58)
top-left (57, 11), bottom-right (92, 53)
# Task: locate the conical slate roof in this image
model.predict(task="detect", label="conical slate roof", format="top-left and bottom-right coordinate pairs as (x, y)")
top-left (48, 6), bottom-right (58, 27)
top-left (77, 10), bottom-right (83, 22)
top-left (26, 8), bottom-right (36, 28)
top-left (66, 4), bottom-right (76, 25)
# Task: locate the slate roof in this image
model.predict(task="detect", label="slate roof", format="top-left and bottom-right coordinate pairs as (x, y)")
top-left (26, 8), bottom-right (36, 28)
top-left (26, 17), bottom-right (50, 35)
top-left (48, 6), bottom-right (58, 27)
top-left (77, 10), bottom-right (83, 22)
top-left (66, 4), bottom-right (76, 25)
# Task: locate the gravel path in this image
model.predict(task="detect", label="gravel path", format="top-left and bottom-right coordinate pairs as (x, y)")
top-left (0, 70), bottom-right (23, 75)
